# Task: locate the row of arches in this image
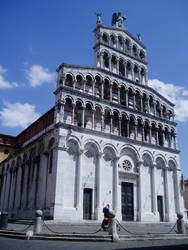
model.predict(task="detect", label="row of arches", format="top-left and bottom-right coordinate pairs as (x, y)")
top-left (61, 97), bottom-right (177, 149)
top-left (60, 73), bottom-right (174, 122)
top-left (0, 138), bottom-right (55, 214)
top-left (96, 50), bottom-right (147, 84)
top-left (95, 31), bottom-right (146, 61)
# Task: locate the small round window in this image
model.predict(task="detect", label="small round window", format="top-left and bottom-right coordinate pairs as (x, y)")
top-left (122, 160), bottom-right (132, 171)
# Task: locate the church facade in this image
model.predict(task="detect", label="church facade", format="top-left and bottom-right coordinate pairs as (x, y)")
top-left (0, 15), bottom-right (185, 222)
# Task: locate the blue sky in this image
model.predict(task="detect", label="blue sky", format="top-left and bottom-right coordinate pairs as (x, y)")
top-left (0, 0), bottom-right (188, 177)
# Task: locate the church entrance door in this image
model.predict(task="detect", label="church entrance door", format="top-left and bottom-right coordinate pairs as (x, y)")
top-left (121, 182), bottom-right (134, 221)
top-left (83, 188), bottom-right (92, 220)
top-left (157, 196), bottom-right (164, 222)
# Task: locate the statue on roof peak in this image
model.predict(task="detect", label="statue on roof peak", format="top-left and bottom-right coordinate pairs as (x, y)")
top-left (112, 12), bottom-right (126, 28)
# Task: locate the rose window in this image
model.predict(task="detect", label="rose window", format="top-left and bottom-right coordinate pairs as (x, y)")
top-left (122, 160), bottom-right (132, 171)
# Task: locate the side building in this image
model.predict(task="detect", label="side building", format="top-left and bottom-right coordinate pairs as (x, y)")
top-left (0, 15), bottom-right (185, 222)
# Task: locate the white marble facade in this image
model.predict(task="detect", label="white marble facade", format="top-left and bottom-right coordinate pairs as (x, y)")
top-left (0, 18), bottom-right (185, 222)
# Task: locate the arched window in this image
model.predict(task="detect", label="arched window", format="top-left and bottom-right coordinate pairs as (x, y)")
top-left (65, 74), bottom-right (73, 88)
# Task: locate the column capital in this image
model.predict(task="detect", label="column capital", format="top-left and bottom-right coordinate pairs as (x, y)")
top-left (114, 156), bottom-right (120, 162)
top-left (137, 161), bottom-right (144, 167)
top-left (97, 152), bottom-right (103, 158)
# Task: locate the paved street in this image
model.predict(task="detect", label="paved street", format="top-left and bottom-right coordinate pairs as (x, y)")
top-left (0, 237), bottom-right (188, 250)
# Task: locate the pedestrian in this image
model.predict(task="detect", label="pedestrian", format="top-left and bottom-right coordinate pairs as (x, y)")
top-left (101, 204), bottom-right (110, 231)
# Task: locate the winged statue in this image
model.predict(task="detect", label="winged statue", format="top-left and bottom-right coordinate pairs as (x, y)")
top-left (112, 12), bottom-right (126, 28)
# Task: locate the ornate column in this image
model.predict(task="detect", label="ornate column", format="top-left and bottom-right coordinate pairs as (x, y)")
top-left (119, 116), bottom-right (122, 136)
top-left (133, 92), bottom-right (136, 110)
top-left (162, 130), bottom-right (165, 146)
top-left (101, 80), bottom-right (104, 99)
top-left (96, 152), bottom-right (103, 218)
top-left (137, 161), bottom-right (144, 221)
top-left (149, 126), bottom-right (152, 144)
top-left (140, 95), bottom-right (143, 112)
top-left (151, 164), bottom-right (157, 214)
top-left (164, 167), bottom-right (170, 221)
top-left (110, 83), bottom-right (113, 102)
top-left (117, 59), bottom-right (119, 75)
top-left (83, 79), bottom-right (86, 93)
top-left (154, 101), bottom-right (156, 116)
top-left (118, 86), bottom-right (121, 104)
top-left (92, 80), bottom-right (95, 96)
top-left (82, 106), bottom-right (85, 128)
top-left (169, 132), bottom-right (172, 148)
top-left (59, 100), bottom-right (65, 123)
top-left (109, 54), bottom-right (112, 72)
top-left (127, 119), bottom-right (130, 137)
top-left (174, 168), bottom-right (181, 214)
top-left (101, 111), bottom-right (104, 132)
top-left (126, 89), bottom-right (129, 107)
top-left (75, 149), bottom-right (84, 209)
top-left (142, 124), bottom-right (145, 142)
top-left (72, 103), bottom-right (75, 125)
top-left (134, 122), bottom-right (138, 140)
top-left (99, 52), bottom-right (103, 68)
top-left (13, 167), bottom-right (18, 209)
top-left (110, 113), bottom-right (113, 134)
top-left (92, 108), bottom-right (95, 130)
top-left (19, 164), bottom-right (25, 209)
top-left (138, 68), bottom-right (141, 83)
top-left (113, 156), bottom-right (120, 212)
top-left (8, 168), bottom-right (13, 209)
top-left (145, 70), bottom-right (148, 84)
top-left (147, 97), bottom-right (150, 114)
top-left (174, 134), bottom-right (178, 149)
top-left (156, 128), bottom-right (159, 145)
top-left (131, 66), bottom-right (134, 80)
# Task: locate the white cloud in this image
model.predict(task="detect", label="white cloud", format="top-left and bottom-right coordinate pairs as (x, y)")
top-left (26, 64), bottom-right (56, 87)
top-left (0, 65), bottom-right (19, 89)
top-left (149, 79), bottom-right (188, 122)
top-left (0, 101), bottom-right (40, 129)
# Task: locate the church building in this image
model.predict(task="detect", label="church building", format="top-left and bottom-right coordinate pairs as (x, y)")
top-left (0, 14), bottom-right (185, 222)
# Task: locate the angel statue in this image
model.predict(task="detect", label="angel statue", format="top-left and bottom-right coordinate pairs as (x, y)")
top-left (112, 12), bottom-right (126, 28)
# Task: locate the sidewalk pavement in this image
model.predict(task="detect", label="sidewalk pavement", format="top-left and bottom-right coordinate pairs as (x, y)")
top-left (3, 220), bottom-right (188, 235)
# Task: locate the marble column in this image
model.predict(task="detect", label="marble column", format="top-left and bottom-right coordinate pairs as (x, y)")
top-left (101, 81), bottom-right (104, 99)
top-left (110, 84), bottom-right (112, 102)
top-left (119, 117), bottom-right (122, 136)
top-left (110, 113), bottom-right (113, 134)
top-left (127, 120), bottom-right (130, 137)
top-left (137, 161), bottom-right (143, 221)
top-left (151, 164), bottom-right (157, 214)
top-left (118, 86), bottom-right (120, 104)
top-left (109, 55), bottom-right (112, 72)
top-left (134, 123), bottom-right (138, 140)
top-left (126, 90), bottom-right (129, 107)
top-left (174, 168), bottom-right (181, 214)
top-left (133, 93), bottom-right (136, 110)
top-left (101, 111), bottom-right (104, 132)
top-left (156, 128), bottom-right (159, 145)
top-left (149, 126), bottom-right (152, 143)
top-left (140, 95), bottom-right (143, 112)
top-left (113, 156), bottom-right (120, 212)
top-left (75, 149), bottom-right (84, 209)
top-left (117, 59), bottom-right (119, 75)
top-left (92, 109), bottom-right (95, 130)
top-left (96, 153), bottom-right (102, 218)
top-left (72, 104), bottom-right (75, 125)
top-left (164, 167), bottom-right (170, 221)
top-left (82, 107), bottom-right (85, 128)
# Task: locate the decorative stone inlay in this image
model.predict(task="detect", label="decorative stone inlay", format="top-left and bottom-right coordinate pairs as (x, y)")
top-left (122, 159), bottom-right (132, 171)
